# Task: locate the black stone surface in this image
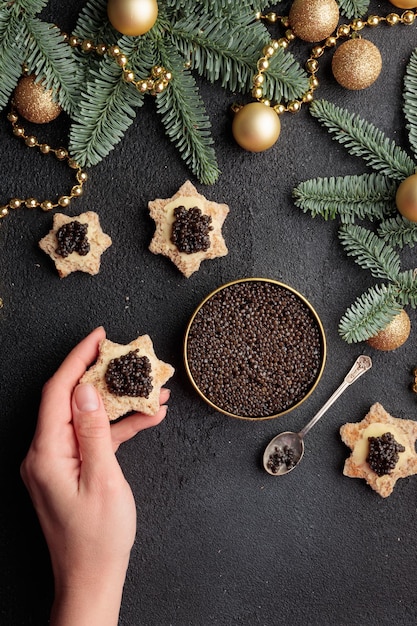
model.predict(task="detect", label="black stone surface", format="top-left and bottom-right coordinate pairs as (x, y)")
top-left (2, 1), bottom-right (417, 624)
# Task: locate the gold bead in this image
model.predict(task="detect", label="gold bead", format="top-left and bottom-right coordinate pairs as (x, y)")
top-left (402, 10), bottom-right (415, 23)
top-left (151, 65), bottom-right (164, 78)
top-left (96, 43), bottom-right (107, 55)
top-left (55, 148), bottom-right (68, 160)
top-left (277, 38), bottom-right (289, 48)
top-left (309, 75), bottom-right (319, 88)
top-left (7, 111), bottom-right (18, 123)
top-left (337, 24), bottom-right (351, 36)
top-left (351, 19), bottom-right (365, 30)
top-left (288, 100), bottom-right (301, 113)
top-left (123, 70), bottom-right (135, 83)
top-left (153, 79), bottom-right (166, 93)
top-left (69, 35), bottom-right (81, 47)
top-left (39, 143), bottom-right (50, 154)
top-left (252, 86), bottom-right (264, 99)
top-left (306, 59), bottom-right (319, 72)
top-left (81, 39), bottom-right (94, 52)
top-left (77, 171), bottom-right (88, 184)
top-left (266, 12), bottom-right (277, 22)
top-left (13, 125), bottom-right (24, 137)
top-left (40, 200), bottom-right (54, 211)
top-left (312, 46), bottom-right (324, 57)
top-left (9, 198), bottom-right (22, 209)
top-left (325, 36), bottom-right (337, 46)
top-left (68, 158), bottom-right (80, 169)
top-left (163, 71), bottom-right (172, 82)
top-left (71, 185), bottom-right (83, 197)
top-left (25, 198), bottom-right (39, 208)
top-left (270, 39), bottom-right (280, 50)
top-left (367, 15), bottom-right (380, 26)
top-left (386, 12), bottom-right (400, 25)
top-left (136, 80), bottom-right (149, 93)
top-left (116, 53), bottom-right (128, 67)
top-left (25, 135), bottom-right (37, 147)
top-left (1, 206), bottom-right (9, 218)
top-left (253, 74), bottom-right (265, 86)
top-left (58, 196), bottom-right (71, 207)
top-left (263, 45), bottom-right (276, 58)
top-left (273, 103), bottom-right (286, 115)
top-left (285, 29), bottom-right (296, 41)
top-left (302, 91), bottom-right (314, 102)
top-left (107, 45), bottom-right (121, 57)
top-left (257, 57), bottom-right (269, 71)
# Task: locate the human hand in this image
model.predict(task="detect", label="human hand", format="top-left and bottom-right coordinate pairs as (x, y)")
top-left (20, 326), bottom-right (169, 626)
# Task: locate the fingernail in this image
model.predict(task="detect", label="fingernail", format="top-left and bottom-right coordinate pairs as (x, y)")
top-left (74, 384), bottom-right (99, 412)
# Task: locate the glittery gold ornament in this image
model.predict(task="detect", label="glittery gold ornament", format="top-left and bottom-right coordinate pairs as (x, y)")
top-left (107, 0), bottom-right (158, 36)
top-left (396, 173), bottom-right (417, 222)
top-left (13, 75), bottom-right (61, 124)
top-left (389, 0), bottom-right (417, 8)
top-left (232, 103), bottom-right (281, 152)
top-left (288, 0), bottom-right (339, 43)
top-left (367, 310), bottom-right (411, 351)
top-left (332, 39), bottom-right (382, 90)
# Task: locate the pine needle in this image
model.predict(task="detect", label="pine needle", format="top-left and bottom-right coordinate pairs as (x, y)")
top-left (338, 0), bottom-right (370, 18)
top-left (338, 224), bottom-right (401, 281)
top-left (310, 99), bottom-right (416, 180)
top-left (378, 214), bottom-right (417, 249)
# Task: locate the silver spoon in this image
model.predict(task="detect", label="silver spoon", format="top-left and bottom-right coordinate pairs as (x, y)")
top-left (263, 355), bottom-right (372, 476)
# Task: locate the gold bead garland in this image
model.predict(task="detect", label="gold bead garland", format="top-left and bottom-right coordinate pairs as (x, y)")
top-left (232, 7), bottom-right (417, 150)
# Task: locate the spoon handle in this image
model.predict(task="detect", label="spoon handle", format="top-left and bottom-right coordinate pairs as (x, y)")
top-left (298, 355), bottom-right (372, 439)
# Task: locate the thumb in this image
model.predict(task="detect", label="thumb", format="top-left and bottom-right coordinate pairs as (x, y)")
top-left (72, 383), bottom-right (115, 477)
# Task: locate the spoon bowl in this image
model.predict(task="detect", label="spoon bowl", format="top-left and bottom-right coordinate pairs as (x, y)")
top-left (263, 355), bottom-right (372, 476)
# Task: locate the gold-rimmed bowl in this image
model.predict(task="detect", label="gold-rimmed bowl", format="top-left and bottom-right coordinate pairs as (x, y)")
top-left (184, 278), bottom-right (326, 421)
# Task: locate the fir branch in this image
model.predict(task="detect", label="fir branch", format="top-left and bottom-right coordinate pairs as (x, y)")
top-left (403, 48), bottom-right (417, 162)
top-left (165, 0), bottom-right (276, 16)
top-left (338, 224), bottom-right (401, 281)
top-left (293, 173), bottom-right (397, 223)
top-left (338, 283), bottom-right (401, 343)
top-left (170, 12), bottom-right (269, 93)
top-left (396, 269), bottom-right (417, 308)
top-left (0, 10), bottom-right (25, 109)
top-left (309, 99), bottom-right (416, 180)
top-left (378, 214), bottom-right (417, 249)
top-left (11, 0), bottom-right (48, 12)
top-left (73, 0), bottom-right (118, 47)
top-left (22, 17), bottom-right (80, 116)
top-left (337, 0), bottom-right (370, 18)
top-left (69, 57), bottom-right (143, 166)
top-left (265, 47), bottom-right (309, 103)
top-left (155, 43), bottom-right (220, 185)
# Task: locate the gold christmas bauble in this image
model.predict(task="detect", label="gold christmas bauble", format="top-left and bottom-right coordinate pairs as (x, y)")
top-left (389, 0), bottom-right (417, 8)
top-left (395, 173), bottom-right (417, 222)
top-left (332, 39), bottom-right (382, 90)
top-left (13, 75), bottom-right (61, 124)
top-left (289, 0), bottom-right (339, 42)
top-left (107, 0), bottom-right (158, 36)
top-left (232, 103), bottom-right (281, 152)
top-left (367, 310), bottom-right (411, 351)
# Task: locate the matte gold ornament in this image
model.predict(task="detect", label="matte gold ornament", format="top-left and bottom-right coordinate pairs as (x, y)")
top-left (288, 0), bottom-right (339, 42)
top-left (13, 75), bottom-right (61, 124)
top-left (396, 173), bottom-right (417, 222)
top-left (389, 0), bottom-right (417, 8)
top-left (367, 310), bottom-right (411, 351)
top-left (107, 0), bottom-right (158, 36)
top-left (332, 39), bottom-right (382, 90)
top-left (232, 102), bottom-right (281, 152)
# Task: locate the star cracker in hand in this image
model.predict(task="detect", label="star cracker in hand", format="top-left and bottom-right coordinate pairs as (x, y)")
top-left (39, 211), bottom-right (112, 278)
top-left (148, 180), bottom-right (229, 277)
top-left (340, 402), bottom-right (417, 497)
top-left (80, 335), bottom-right (175, 421)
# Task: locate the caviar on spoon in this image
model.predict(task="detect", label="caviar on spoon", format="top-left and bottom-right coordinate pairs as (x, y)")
top-left (263, 355), bottom-right (372, 476)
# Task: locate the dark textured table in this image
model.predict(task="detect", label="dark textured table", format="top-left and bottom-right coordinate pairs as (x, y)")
top-left (2, 1), bottom-right (417, 624)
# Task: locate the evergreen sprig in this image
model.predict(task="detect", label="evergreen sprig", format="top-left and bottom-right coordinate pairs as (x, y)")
top-left (404, 48), bottom-right (417, 162)
top-left (378, 215), bottom-right (417, 249)
top-left (293, 173), bottom-right (397, 223)
top-left (338, 0), bottom-right (370, 18)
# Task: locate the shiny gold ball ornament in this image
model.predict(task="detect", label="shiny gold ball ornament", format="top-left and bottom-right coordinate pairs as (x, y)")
top-left (332, 39), bottom-right (382, 90)
top-left (13, 75), bottom-right (61, 124)
top-left (232, 103), bottom-right (281, 152)
top-left (288, 0), bottom-right (340, 42)
top-left (367, 310), bottom-right (411, 351)
top-left (107, 0), bottom-right (158, 36)
top-left (396, 173), bottom-right (417, 222)
top-left (389, 0), bottom-right (417, 8)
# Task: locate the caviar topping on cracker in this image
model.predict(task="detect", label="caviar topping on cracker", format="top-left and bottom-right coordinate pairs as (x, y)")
top-left (39, 211), bottom-right (112, 278)
top-left (340, 402), bottom-right (417, 497)
top-left (148, 180), bottom-right (229, 277)
top-left (80, 335), bottom-right (174, 421)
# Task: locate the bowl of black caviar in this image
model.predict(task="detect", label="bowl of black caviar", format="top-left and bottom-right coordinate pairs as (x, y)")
top-left (184, 278), bottom-right (327, 420)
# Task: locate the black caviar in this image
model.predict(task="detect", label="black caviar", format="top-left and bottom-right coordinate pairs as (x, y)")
top-left (171, 205), bottom-right (213, 254)
top-left (105, 350), bottom-right (153, 398)
top-left (186, 281), bottom-right (323, 418)
top-left (367, 431), bottom-right (405, 476)
top-left (267, 445), bottom-right (297, 473)
top-left (56, 220), bottom-right (90, 258)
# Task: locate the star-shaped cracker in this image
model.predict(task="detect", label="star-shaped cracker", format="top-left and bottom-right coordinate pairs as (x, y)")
top-left (39, 211), bottom-right (112, 278)
top-left (148, 180), bottom-right (229, 277)
top-left (340, 402), bottom-right (417, 497)
top-left (80, 335), bottom-right (175, 421)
